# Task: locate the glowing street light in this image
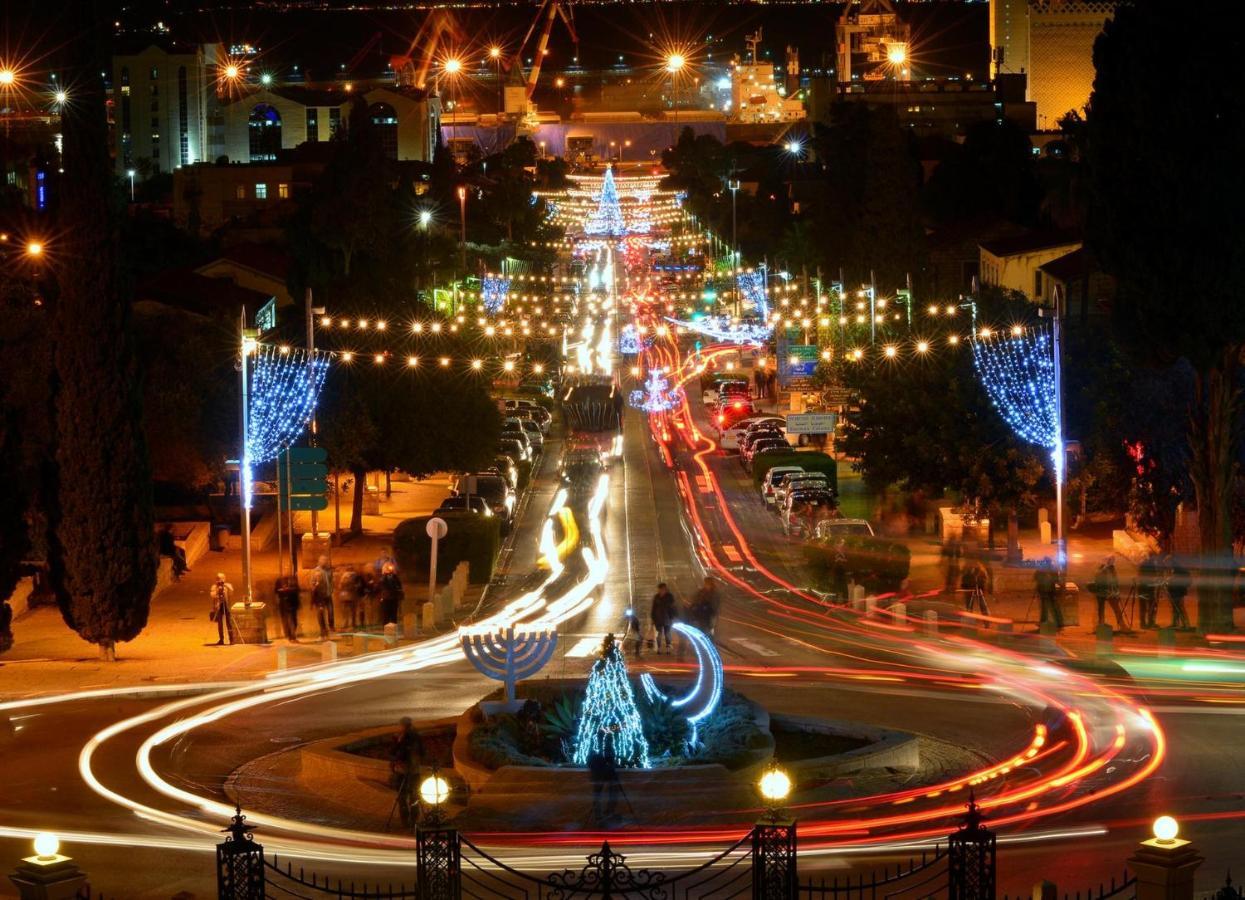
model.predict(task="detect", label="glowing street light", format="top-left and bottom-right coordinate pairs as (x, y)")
top-left (489, 46), bottom-right (503, 111)
top-left (0, 69), bottom-right (15, 87)
top-left (457, 185), bottom-right (468, 271)
top-left (224, 64), bottom-right (240, 80)
top-left (887, 43), bottom-right (907, 65)
top-left (127, 168), bottom-right (136, 201)
top-left (53, 89), bottom-right (68, 105)
top-left (665, 54), bottom-right (686, 73)
top-left (25, 240), bottom-right (44, 258)
top-left (758, 765), bottom-right (792, 822)
top-left (418, 209), bottom-right (432, 229)
top-left (260, 72), bottom-right (273, 86)
top-left (489, 46), bottom-right (502, 60)
top-left (443, 58), bottom-right (462, 76)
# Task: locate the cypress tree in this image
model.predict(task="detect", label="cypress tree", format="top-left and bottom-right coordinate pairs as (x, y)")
top-left (48, 4), bottom-right (156, 659)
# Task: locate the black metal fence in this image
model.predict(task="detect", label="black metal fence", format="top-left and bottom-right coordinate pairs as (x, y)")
top-left (798, 845), bottom-right (948, 900)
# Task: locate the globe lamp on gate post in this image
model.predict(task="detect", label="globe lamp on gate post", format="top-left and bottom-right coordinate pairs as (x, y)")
top-left (10, 830), bottom-right (89, 899)
top-left (758, 764), bottom-right (792, 822)
top-left (420, 772), bottom-right (451, 826)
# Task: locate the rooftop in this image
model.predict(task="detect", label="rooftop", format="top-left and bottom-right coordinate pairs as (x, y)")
top-left (979, 228), bottom-right (1080, 258)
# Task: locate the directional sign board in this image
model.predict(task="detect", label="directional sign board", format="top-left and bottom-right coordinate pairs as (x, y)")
top-left (280, 446), bottom-right (329, 511)
top-left (786, 412), bottom-right (838, 435)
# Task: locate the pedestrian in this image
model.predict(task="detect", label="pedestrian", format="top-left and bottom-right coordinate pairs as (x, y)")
top-left (1089, 556), bottom-right (1125, 629)
top-left (209, 572), bottom-right (238, 645)
top-left (389, 716), bottom-right (426, 830)
top-left (275, 574), bottom-right (301, 642)
top-left (311, 555), bottom-right (334, 641)
top-left (374, 545), bottom-right (397, 579)
top-left (1137, 554), bottom-right (1161, 629)
top-left (337, 566), bottom-right (365, 631)
top-left (962, 560), bottom-right (992, 616)
top-left (588, 734), bottom-right (621, 824)
top-left (650, 583), bottom-right (676, 654)
top-left (691, 577), bottom-right (720, 637)
top-left (1034, 558), bottom-right (1062, 629)
top-left (1166, 556), bottom-right (1192, 630)
top-left (0, 594), bottom-right (13, 655)
top-left (623, 605), bottom-right (644, 658)
top-left (829, 538), bottom-right (849, 601)
top-left (941, 539), bottom-right (963, 599)
top-left (157, 523), bottom-right (190, 579)
top-left (379, 562), bottom-right (404, 626)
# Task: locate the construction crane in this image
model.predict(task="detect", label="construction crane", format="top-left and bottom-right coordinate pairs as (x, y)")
top-left (389, 10), bottom-right (463, 90)
top-left (345, 31), bottom-right (383, 78)
top-left (506, 0), bottom-right (578, 116)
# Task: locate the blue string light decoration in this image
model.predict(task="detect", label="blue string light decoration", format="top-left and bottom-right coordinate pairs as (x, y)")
top-left (481, 276), bottom-right (511, 313)
top-left (572, 633), bottom-right (651, 768)
top-left (663, 316), bottom-right (772, 345)
top-left (736, 271), bottom-right (768, 320)
top-left (618, 323), bottom-right (653, 355)
top-left (584, 167), bottom-right (626, 236)
top-left (628, 369), bottom-right (684, 413)
top-left (246, 346), bottom-right (330, 465)
top-left (971, 328), bottom-right (1060, 475)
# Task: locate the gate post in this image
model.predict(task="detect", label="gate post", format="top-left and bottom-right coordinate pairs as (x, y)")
top-left (216, 805), bottom-right (265, 900)
top-left (416, 825), bottom-right (461, 900)
top-left (948, 797), bottom-right (996, 900)
top-left (752, 820), bottom-right (798, 900)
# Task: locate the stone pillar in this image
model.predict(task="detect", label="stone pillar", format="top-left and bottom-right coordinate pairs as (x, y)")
top-left (924, 610), bottom-right (939, 634)
top-left (1032, 880), bottom-right (1058, 900)
top-left (9, 840), bottom-right (87, 900)
top-left (421, 601), bottom-right (436, 633)
top-left (1128, 828), bottom-right (1203, 900)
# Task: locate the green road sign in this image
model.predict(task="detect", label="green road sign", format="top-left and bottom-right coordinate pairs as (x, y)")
top-left (285, 447), bottom-right (328, 464)
top-left (288, 495), bottom-right (330, 512)
top-left (287, 464), bottom-right (328, 481)
top-left (289, 477), bottom-right (328, 494)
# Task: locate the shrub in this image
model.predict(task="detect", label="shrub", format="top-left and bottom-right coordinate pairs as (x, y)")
top-left (394, 513), bottom-right (501, 584)
top-left (803, 534), bottom-right (910, 593)
top-left (752, 452), bottom-right (838, 492)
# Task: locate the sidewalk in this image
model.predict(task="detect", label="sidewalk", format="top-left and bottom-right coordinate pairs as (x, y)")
top-left (0, 476), bottom-right (455, 700)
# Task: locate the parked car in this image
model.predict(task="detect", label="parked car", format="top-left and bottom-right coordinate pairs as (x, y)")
top-left (517, 419), bottom-right (544, 451)
top-left (435, 495), bottom-right (493, 517)
top-left (781, 489), bottom-right (837, 537)
top-left (739, 426), bottom-right (784, 460)
top-left (488, 456), bottom-right (519, 490)
top-left (761, 466), bottom-right (805, 505)
top-left (455, 473), bottom-right (515, 530)
top-left (497, 438), bottom-right (529, 463)
top-left (724, 415), bottom-right (784, 452)
top-left (744, 438), bottom-right (790, 472)
top-left (716, 396), bottom-right (755, 430)
top-left (500, 430), bottom-right (533, 459)
top-left (774, 472), bottom-right (830, 508)
top-left (813, 518), bottom-right (875, 540)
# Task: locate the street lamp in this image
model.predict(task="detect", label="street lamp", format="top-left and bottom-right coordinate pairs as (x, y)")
top-left (489, 45), bottom-right (503, 113)
top-left (757, 764), bottom-right (792, 822)
top-left (0, 68), bottom-right (15, 86)
top-left (665, 54), bottom-right (686, 143)
top-left (419, 209), bottom-right (432, 229)
top-left (53, 89), bottom-right (67, 105)
top-left (127, 168), bottom-right (136, 201)
top-left (441, 57), bottom-right (462, 124)
top-left (728, 178), bottom-right (740, 274)
top-left (419, 772), bottom-right (451, 825)
top-left (25, 240), bottom-right (43, 258)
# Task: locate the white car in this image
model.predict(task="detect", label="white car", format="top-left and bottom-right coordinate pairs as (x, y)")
top-left (761, 466), bottom-right (805, 505)
top-left (723, 415), bottom-right (784, 452)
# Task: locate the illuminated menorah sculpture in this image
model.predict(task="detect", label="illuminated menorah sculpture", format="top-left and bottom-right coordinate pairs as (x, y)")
top-left (460, 623), bottom-right (558, 702)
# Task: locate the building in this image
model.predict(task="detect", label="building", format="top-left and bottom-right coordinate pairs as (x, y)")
top-left (1035, 247), bottom-right (1114, 320)
top-left (979, 229), bottom-right (1081, 299)
top-left (173, 161), bottom-right (315, 234)
top-left (216, 85), bottom-right (438, 164)
top-left (730, 32), bottom-right (806, 124)
top-left (990, 0), bottom-right (1117, 129)
top-left (112, 38), bottom-right (217, 176)
top-left (836, 0), bottom-right (912, 84)
top-left (809, 75), bottom-right (1035, 136)
top-left (195, 243), bottom-right (293, 309)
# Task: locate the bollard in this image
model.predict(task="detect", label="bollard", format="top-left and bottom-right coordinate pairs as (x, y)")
top-left (276, 644), bottom-right (289, 671)
top-left (421, 601), bottom-right (436, 633)
top-left (924, 610), bottom-right (938, 634)
top-left (320, 641), bottom-right (338, 663)
top-left (890, 601), bottom-right (907, 623)
top-left (353, 633), bottom-right (369, 655)
top-left (864, 596), bottom-right (877, 617)
top-left (1157, 627), bottom-right (1176, 657)
top-left (1095, 623), bottom-right (1114, 657)
top-left (404, 611), bottom-right (420, 638)
top-left (384, 623), bottom-right (398, 646)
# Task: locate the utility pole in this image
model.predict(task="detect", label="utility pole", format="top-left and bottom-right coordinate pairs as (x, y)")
top-left (869, 268), bottom-right (877, 345)
top-left (239, 309), bottom-right (254, 602)
top-left (305, 287), bottom-right (320, 563)
top-left (1052, 284), bottom-right (1066, 577)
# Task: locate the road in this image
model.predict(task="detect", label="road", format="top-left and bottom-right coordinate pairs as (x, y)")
top-left (2, 219), bottom-right (1243, 899)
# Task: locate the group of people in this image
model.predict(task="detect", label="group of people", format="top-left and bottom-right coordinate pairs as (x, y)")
top-left (206, 548), bottom-right (405, 646)
top-left (274, 549), bottom-right (405, 643)
top-left (624, 577), bottom-right (720, 656)
top-left (1091, 553), bottom-right (1193, 631)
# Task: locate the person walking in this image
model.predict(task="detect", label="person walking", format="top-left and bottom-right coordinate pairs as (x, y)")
top-left (379, 563), bottom-right (404, 626)
top-left (962, 560), bottom-right (992, 616)
top-left (1034, 558), bottom-right (1062, 630)
top-left (1137, 554), bottom-right (1161, 629)
top-left (310, 556), bottom-right (334, 641)
top-left (1166, 557), bottom-right (1192, 630)
top-left (389, 717), bottom-right (426, 831)
top-left (1089, 556), bottom-right (1126, 629)
top-left (338, 566), bottom-right (365, 631)
top-left (275, 574), bottom-right (301, 642)
top-left (209, 573), bottom-right (238, 645)
top-left (691, 577), bottom-right (720, 637)
top-left (650, 583), bottom-right (676, 654)
top-left (623, 605), bottom-right (644, 658)
top-left (941, 539), bottom-right (963, 599)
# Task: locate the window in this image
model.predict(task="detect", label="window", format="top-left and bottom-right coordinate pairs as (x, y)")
top-left (235, 185), bottom-right (246, 200)
top-left (328, 107), bottom-right (341, 137)
top-left (255, 183), bottom-right (268, 200)
top-left (150, 66), bottom-right (159, 80)
top-left (368, 103), bottom-right (398, 160)
top-left (306, 108), bottom-right (319, 142)
top-left (277, 183), bottom-right (289, 199)
top-left (177, 66), bottom-right (189, 166)
top-left (248, 104), bottom-right (282, 161)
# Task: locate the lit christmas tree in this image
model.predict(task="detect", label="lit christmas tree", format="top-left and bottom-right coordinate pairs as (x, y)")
top-left (571, 633), bottom-right (651, 768)
top-left (628, 369), bottom-right (683, 413)
top-left (585, 167), bottom-right (626, 236)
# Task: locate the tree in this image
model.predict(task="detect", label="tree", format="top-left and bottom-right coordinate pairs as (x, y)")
top-left (48, 8), bottom-right (157, 659)
top-left (922, 118), bottom-right (1043, 228)
top-left (1086, 2), bottom-right (1245, 631)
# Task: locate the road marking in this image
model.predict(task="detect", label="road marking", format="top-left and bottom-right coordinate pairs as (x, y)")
top-left (566, 636), bottom-right (606, 657)
top-left (695, 475), bottom-right (712, 493)
top-left (722, 544), bottom-right (743, 563)
top-left (730, 637), bottom-right (779, 657)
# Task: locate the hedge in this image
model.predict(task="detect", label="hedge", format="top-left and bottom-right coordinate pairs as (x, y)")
top-left (802, 534), bottom-right (910, 594)
top-left (751, 452), bottom-right (838, 492)
top-left (394, 514), bottom-right (502, 584)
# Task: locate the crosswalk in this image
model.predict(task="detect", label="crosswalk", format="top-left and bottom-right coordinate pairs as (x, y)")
top-left (730, 636), bottom-right (779, 657)
top-left (565, 635), bottom-right (607, 657)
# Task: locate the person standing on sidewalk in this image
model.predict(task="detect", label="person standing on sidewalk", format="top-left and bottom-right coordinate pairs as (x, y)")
top-left (692, 577), bottom-right (720, 638)
top-left (338, 566), bottom-right (365, 631)
top-left (310, 556), bottom-right (335, 641)
top-left (1165, 556), bottom-right (1192, 630)
top-left (962, 560), bottom-right (992, 616)
top-left (1034, 558), bottom-right (1062, 630)
top-left (379, 562), bottom-right (404, 626)
top-left (209, 573), bottom-right (238, 645)
top-left (275, 574), bottom-right (301, 642)
top-left (373, 546), bottom-right (397, 579)
top-left (650, 583), bottom-right (676, 654)
top-left (1137, 554), bottom-right (1161, 629)
top-left (1090, 556), bottom-right (1125, 629)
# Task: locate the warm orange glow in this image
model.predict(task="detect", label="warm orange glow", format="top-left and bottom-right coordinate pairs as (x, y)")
top-left (0, 69), bottom-right (16, 87)
top-left (443, 58), bottom-right (462, 75)
top-left (25, 240), bottom-right (43, 257)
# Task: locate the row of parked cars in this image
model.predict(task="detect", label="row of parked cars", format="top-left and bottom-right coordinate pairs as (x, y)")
top-left (736, 416), bottom-right (794, 473)
top-left (759, 464), bottom-right (873, 540)
top-left (436, 398), bottom-right (552, 533)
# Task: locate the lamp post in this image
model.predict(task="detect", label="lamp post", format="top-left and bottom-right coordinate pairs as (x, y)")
top-left (489, 46), bottom-right (503, 113)
top-left (666, 54), bottom-right (685, 146)
top-left (127, 168), bottom-right (136, 201)
top-left (728, 178), bottom-right (740, 272)
top-left (753, 765), bottom-right (797, 898)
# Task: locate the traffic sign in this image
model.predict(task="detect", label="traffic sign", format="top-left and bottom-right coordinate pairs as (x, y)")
top-left (286, 447), bottom-right (327, 464)
top-left (288, 495), bottom-right (330, 511)
top-left (279, 446), bottom-right (329, 509)
top-left (787, 412), bottom-right (838, 435)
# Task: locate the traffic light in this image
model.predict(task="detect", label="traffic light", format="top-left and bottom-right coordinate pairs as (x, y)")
top-left (280, 446), bottom-right (328, 511)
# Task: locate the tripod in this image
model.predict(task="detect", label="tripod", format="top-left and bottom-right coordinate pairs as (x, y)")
top-left (385, 769), bottom-right (417, 833)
